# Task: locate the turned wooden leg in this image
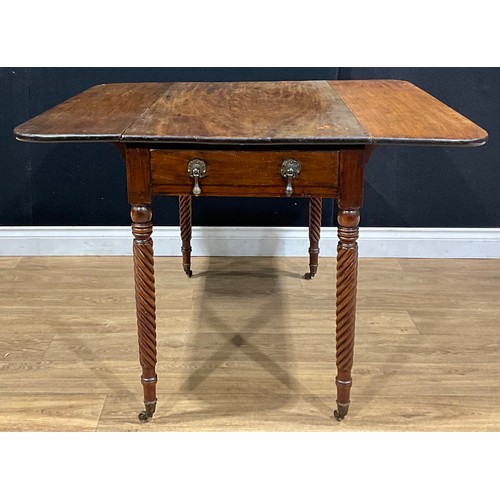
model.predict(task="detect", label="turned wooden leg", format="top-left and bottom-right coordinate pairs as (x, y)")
top-left (179, 195), bottom-right (193, 277)
top-left (304, 197), bottom-right (322, 280)
top-left (332, 147), bottom-right (370, 421)
top-left (334, 209), bottom-right (360, 421)
top-left (131, 204), bottom-right (158, 422)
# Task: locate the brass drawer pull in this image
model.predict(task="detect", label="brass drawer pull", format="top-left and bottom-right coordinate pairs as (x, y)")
top-left (281, 159), bottom-right (301, 196)
top-left (187, 159), bottom-right (207, 196)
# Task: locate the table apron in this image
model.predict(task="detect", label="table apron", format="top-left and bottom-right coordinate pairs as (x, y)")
top-left (149, 149), bottom-right (340, 198)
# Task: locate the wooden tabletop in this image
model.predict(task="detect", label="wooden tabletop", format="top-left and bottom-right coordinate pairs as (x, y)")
top-left (14, 80), bottom-right (488, 147)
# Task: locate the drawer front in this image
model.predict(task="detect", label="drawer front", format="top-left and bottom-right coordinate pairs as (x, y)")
top-left (150, 149), bottom-right (339, 197)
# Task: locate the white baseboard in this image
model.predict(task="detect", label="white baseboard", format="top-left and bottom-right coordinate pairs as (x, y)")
top-left (0, 226), bottom-right (499, 258)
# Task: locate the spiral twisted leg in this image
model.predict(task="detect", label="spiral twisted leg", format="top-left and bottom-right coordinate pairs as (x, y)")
top-left (304, 197), bottom-right (322, 280)
top-left (334, 209), bottom-right (360, 420)
top-left (131, 205), bottom-right (158, 422)
top-left (179, 195), bottom-right (193, 277)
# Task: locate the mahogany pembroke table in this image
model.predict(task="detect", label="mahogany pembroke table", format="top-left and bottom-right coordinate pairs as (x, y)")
top-left (14, 80), bottom-right (488, 422)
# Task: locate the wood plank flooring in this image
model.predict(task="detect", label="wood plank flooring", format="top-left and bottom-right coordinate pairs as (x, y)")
top-left (0, 255), bottom-right (499, 431)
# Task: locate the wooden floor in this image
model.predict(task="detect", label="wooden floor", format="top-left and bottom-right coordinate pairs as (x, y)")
top-left (1, 255), bottom-right (499, 431)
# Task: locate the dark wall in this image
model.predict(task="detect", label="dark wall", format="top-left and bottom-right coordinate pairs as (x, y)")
top-left (1, 68), bottom-right (498, 228)
top-left (347, 68), bottom-right (499, 228)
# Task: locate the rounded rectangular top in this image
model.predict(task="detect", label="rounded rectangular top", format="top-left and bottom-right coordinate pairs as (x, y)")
top-left (14, 80), bottom-right (488, 147)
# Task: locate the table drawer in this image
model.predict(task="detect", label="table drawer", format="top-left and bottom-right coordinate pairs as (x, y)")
top-left (150, 149), bottom-right (339, 197)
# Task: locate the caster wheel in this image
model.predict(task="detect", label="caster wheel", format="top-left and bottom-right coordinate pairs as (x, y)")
top-left (185, 270), bottom-right (193, 278)
top-left (138, 411), bottom-right (149, 422)
top-left (333, 402), bottom-right (349, 421)
top-left (304, 272), bottom-right (315, 280)
top-left (333, 410), bottom-right (344, 421)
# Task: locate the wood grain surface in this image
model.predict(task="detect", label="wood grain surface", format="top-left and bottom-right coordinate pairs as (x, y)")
top-left (123, 81), bottom-right (367, 145)
top-left (330, 80), bottom-right (488, 145)
top-left (14, 83), bottom-right (172, 142)
top-left (1, 255), bottom-right (499, 431)
top-left (14, 80), bottom-right (487, 147)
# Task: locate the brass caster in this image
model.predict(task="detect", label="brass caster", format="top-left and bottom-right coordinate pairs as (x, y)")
top-left (185, 270), bottom-right (193, 278)
top-left (138, 411), bottom-right (149, 422)
top-left (333, 410), bottom-right (344, 421)
top-left (333, 402), bottom-right (349, 421)
top-left (183, 265), bottom-right (193, 278)
top-left (304, 272), bottom-right (315, 280)
top-left (138, 400), bottom-right (156, 422)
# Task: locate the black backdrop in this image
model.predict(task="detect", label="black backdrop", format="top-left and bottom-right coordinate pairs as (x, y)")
top-left (1, 67), bottom-right (498, 227)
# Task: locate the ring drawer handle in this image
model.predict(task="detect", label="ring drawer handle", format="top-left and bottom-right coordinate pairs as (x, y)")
top-left (187, 159), bottom-right (207, 196)
top-left (281, 159), bottom-right (301, 196)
